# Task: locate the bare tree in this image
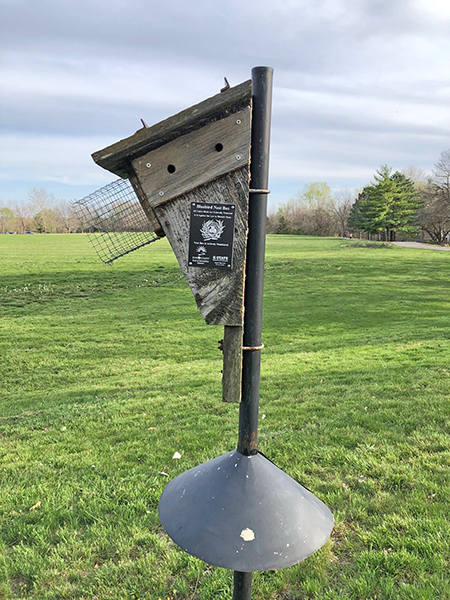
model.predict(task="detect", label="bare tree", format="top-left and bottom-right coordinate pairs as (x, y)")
top-left (28, 187), bottom-right (57, 233)
top-left (0, 205), bottom-right (15, 233)
top-left (294, 183), bottom-right (336, 236)
top-left (269, 183), bottom-right (352, 237)
top-left (55, 200), bottom-right (77, 233)
top-left (12, 199), bottom-right (33, 233)
top-left (416, 150), bottom-right (450, 243)
top-left (432, 149), bottom-right (450, 205)
top-left (417, 181), bottom-right (450, 243)
top-left (332, 189), bottom-right (356, 237)
top-left (402, 165), bottom-right (427, 184)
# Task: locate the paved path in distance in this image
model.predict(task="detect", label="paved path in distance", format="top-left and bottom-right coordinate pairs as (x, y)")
top-left (392, 242), bottom-right (450, 251)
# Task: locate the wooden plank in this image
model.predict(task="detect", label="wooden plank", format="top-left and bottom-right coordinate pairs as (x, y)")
top-left (127, 172), bottom-right (165, 236)
top-left (222, 325), bottom-right (243, 403)
top-left (132, 107), bottom-right (251, 209)
top-left (155, 167), bottom-right (249, 326)
top-left (92, 80), bottom-right (252, 178)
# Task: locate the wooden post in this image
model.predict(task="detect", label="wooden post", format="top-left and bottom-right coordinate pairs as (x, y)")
top-left (222, 325), bottom-right (243, 403)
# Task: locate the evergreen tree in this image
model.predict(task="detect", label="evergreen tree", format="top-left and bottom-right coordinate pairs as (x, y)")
top-left (348, 166), bottom-right (421, 240)
top-left (386, 172), bottom-right (422, 240)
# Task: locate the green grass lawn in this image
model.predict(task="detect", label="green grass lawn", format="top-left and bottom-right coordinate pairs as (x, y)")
top-left (0, 234), bottom-right (449, 600)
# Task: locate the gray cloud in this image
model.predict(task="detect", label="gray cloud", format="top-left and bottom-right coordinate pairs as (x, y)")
top-left (1, 0), bottom-right (449, 204)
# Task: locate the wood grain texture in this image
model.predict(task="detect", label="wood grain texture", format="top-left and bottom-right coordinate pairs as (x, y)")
top-left (155, 167), bottom-right (249, 326)
top-left (132, 108), bottom-right (251, 208)
top-left (222, 325), bottom-right (243, 403)
top-left (92, 80), bottom-right (252, 178)
top-left (127, 172), bottom-right (164, 236)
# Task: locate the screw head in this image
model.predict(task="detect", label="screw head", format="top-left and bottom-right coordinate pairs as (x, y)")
top-left (146, 163), bottom-right (151, 168)
top-left (236, 155), bottom-right (242, 161)
top-left (159, 191), bottom-right (164, 197)
top-left (236, 119), bottom-right (242, 125)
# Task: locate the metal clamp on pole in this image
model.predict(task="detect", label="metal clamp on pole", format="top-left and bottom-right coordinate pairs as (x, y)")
top-left (242, 343), bottom-right (265, 351)
top-left (249, 189), bottom-right (271, 194)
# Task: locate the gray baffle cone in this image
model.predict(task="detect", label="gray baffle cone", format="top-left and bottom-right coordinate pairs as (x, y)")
top-left (158, 450), bottom-right (334, 572)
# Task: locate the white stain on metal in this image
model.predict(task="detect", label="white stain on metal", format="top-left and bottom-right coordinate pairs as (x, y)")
top-left (240, 528), bottom-right (255, 542)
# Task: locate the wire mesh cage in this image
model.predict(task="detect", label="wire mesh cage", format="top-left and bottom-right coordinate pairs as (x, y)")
top-left (72, 178), bottom-right (162, 263)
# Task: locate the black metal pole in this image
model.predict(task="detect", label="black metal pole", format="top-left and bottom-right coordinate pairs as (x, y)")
top-left (237, 66), bottom-right (273, 456)
top-left (232, 571), bottom-right (252, 600)
top-left (233, 66), bottom-right (273, 600)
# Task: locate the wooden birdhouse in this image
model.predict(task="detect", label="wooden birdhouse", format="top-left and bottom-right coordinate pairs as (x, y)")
top-left (92, 80), bottom-right (253, 402)
top-left (92, 80), bottom-right (252, 327)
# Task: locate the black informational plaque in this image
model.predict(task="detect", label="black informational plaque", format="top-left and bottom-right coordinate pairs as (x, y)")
top-left (188, 203), bottom-right (236, 269)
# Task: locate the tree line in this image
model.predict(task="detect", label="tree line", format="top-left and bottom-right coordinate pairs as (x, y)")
top-left (0, 188), bottom-right (78, 234)
top-left (2, 149), bottom-right (449, 242)
top-left (268, 149), bottom-right (450, 243)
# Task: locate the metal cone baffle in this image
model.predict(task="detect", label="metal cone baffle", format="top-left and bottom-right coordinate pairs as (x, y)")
top-left (159, 450), bottom-right (333, 572)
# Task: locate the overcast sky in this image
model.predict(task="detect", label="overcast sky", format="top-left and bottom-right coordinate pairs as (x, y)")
top-left (1, 0), bottom-right (449, 211)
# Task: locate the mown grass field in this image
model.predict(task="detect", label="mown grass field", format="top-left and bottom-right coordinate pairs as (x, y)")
top-left (0, 234), bottom-right (449, 600)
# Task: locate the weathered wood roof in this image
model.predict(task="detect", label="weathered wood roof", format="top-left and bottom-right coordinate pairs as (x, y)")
top-left (92, 79), bottom-right (252, 178)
